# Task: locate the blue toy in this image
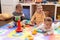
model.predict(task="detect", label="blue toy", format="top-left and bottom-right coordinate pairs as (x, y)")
top-left (37, 29), bottom-right (47, 33)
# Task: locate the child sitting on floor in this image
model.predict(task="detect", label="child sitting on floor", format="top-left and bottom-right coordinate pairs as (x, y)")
top-left (8, 4), bottom-right (26, 28)
top-left (31, 5), bottom-right (46, 26)
top-left (12, 4), bottom-right (25, 21)
top-left (37, 17), bottom-right (59, 36)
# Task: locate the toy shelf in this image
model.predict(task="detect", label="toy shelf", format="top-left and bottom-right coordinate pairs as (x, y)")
top-left (1, 0), bottom-right (60, 21)
top-left (55, 5), bottom-right (60, 21)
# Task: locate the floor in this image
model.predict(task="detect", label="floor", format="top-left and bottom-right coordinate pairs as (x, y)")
top-left (0, 20), bottom-right (60, 40)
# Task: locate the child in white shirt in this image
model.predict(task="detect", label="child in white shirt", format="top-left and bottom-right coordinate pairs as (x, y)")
top-left (37, 17), bottom-right (60, 36)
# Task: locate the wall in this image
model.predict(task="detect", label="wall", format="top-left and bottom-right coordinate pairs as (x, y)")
top-left (0, 0), bottom-right (1, 13)
top-left (1, 0), bottom-right (19, 13)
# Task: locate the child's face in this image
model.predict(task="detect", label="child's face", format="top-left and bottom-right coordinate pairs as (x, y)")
top-left (18, 7), bottom-right (22, 11)
top-left (16, 5), bottom-right (22, 12)
top-left (44, 21), bottom-right (52, 28)
top-left (37, 6), bottom-right (43, 13)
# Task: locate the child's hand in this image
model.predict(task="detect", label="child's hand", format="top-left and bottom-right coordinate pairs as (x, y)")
top-left (49, 33), bottom-right (54, 36)
top-left (30, 21), bottom-right (35, 25)
top-left (44, 33), bottom-right (48, 36)
top-left (44, 32), bottom-right (53, 36)
top-left (8, 26), bottom-right (13, 28)
top-left (50, 33), bottom-right (53, 36)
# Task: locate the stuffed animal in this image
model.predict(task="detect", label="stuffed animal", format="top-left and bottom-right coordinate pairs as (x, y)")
top-left (2, 13), bottom-right (13, 19)
top-left (0, 13), bottom-right (13, 20)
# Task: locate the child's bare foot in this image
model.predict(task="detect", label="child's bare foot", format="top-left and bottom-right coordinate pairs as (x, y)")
top-left (49, 33), bottom-right (54, 36)
top-left (44, 33), bottom-right (48, 36)
top-left (8, 26), bottom-right (13, 28)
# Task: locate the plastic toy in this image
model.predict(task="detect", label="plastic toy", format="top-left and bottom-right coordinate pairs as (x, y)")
top-left (28, 35), bottom-right (33, 40)
top-left (15, 16), bottom-right (20, 21)
top-left (16, 20), bottom-right (23, 32)
top-left (32, 29), bottom-right (37, 35)
top-left (36, 0), bottom-right (43, 3)
top-left (37, 29), bottom-right (47, 33)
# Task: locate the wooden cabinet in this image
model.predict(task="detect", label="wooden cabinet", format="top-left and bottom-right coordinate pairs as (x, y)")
top-left (55, 5), bottom-right (60, 21)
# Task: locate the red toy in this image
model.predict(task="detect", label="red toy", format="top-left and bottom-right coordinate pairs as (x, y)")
top-left (16, 20), bottom-right (23, 32)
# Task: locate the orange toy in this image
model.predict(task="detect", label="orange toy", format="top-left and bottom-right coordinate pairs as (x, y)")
top-left (32, 29), bottom-right (37, 35)
top-left (16, 20), bottom-right (23, 32)
top-left (36, 0), bottom-right (43, 3)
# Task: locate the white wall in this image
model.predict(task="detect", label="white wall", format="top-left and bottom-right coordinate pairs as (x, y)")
top-left (1, 0), bottom-right (19, 13)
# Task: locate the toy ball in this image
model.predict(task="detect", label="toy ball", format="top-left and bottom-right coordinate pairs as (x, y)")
top-left (32, 29), bottom-right (37, 35)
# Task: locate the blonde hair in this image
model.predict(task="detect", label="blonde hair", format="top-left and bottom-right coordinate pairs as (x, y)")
top-left (36, 4), bottom-right (43, 9)
top-left (44, 17), bottom-right (52, 22)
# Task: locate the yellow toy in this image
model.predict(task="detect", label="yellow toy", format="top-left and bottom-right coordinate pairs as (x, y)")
top-left (28, 35), bottom-right (34, 40)
top-left (32, 29), bottom-right (37, 35)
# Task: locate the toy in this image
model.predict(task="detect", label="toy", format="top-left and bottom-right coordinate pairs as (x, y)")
top-left (35, 0), bottom-right (43, 3)
top-left (32, 29), bottom-right (37, 35)
top-left (15, 16), bottom-right (20, 21)
top-left (37, 29), bottom-right (47, 33)
top-left (8, 21), bottom-right (15, 28)
top-left (16, 20), bottom-right (23, 32)
top-left (28, 35), bottom-right (33, 40)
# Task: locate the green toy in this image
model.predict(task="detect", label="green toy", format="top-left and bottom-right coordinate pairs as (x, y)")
top-left (15, 16), bottom-right (21, 21)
